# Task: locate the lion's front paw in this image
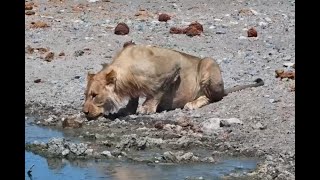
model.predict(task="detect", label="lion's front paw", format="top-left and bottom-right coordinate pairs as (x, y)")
top-left (183, 102), bottom-right (195, 110)
top-left (137, 106), bottom-right (156, 115)
top-left (136, 106), bottom-right (146, 114)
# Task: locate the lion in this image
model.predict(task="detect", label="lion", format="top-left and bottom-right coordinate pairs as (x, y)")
top-left (82, 43), bottom-right (264, 120)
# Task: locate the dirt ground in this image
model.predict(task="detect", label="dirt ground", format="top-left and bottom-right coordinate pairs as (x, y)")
top-left (25, 0), bottom-right (295, 179)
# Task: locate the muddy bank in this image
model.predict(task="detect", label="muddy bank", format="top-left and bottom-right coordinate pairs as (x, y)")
top-left (26, 114), bottom-right (246, 163)
top-left (26, 118), bottom-right (260, 179)
top-left (25, 0), bottom-right (295, 179)
top-left (25, 106), bottom-right (294, 179)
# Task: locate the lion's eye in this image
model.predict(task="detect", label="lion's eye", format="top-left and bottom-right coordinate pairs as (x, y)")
top-left (91, 93), bottom-right (97, 98)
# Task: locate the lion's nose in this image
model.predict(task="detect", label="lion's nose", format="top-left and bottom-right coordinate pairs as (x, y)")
top-left (82, 109), bottom-right (89, 115)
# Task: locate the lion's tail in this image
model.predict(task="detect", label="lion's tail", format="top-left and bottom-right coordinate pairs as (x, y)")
top-left (223, 78), bottom-right (264, 96)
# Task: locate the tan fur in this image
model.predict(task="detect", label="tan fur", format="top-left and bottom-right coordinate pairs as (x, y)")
top-left (82, 44), bottom-right (264, 120)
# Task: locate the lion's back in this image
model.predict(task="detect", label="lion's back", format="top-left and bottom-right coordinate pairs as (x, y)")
top-left (113, 45), bottom-right (201, 77)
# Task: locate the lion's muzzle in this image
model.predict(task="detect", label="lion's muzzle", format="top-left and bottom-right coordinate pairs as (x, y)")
top-left (82, 102), bottom-right (103, 120)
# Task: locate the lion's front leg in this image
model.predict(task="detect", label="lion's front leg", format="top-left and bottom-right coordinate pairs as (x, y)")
top-left (118, 97), bottom-right (139, 115)
top-left (183, 96), bottom-right (210, 110)
top-left (137, 94), bottom-right (163, 115)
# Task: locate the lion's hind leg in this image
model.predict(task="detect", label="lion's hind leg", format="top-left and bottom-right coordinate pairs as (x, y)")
top-left (183, 96), bottom-right (210, 110)
top-left (184, 57), bottom-right (224, 110)
top-left (199, 57), bottom-right (224, 102)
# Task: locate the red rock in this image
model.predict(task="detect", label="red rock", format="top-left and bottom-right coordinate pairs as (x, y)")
top-left (114, 23), bottom-right (129, 35)
top-left (188, 21), bottom-right (203, 32)
top-left (158, 13), bottom-right (171, 22)
top-left (169, 21), bottom-right (203, 36)
top-left (185, 26), bottom-right (201, 37)
top-left (247, 27), bottom-right (257, 37)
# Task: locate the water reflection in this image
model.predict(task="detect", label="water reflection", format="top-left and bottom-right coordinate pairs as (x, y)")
top-left (97, 164), bottom-right (156, 180)
top-left (46, 158), bottom-right (67, 171)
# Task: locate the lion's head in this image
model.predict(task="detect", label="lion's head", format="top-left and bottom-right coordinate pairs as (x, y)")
top-left (82, 67), bottom-right (121, 120)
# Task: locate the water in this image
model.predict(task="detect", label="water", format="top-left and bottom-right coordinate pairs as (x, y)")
top-left (25, 118), bottom-right (258, 180)
top-left (25, 119), bottom-right (64, 143)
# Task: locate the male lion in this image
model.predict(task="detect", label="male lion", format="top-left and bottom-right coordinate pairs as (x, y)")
top-left (82, 44), bottom-right (264, 120)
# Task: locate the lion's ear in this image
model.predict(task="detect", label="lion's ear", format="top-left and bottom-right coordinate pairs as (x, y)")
top-left (105, 70), bottom-right (116, 85)
top-left (101, 63), bottom-right (109, 69)
top-left (87, 71), bottom-right (95, 82)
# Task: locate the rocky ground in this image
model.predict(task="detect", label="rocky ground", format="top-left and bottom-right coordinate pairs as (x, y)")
top-left (25, 0), bottom-right (295, 179)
